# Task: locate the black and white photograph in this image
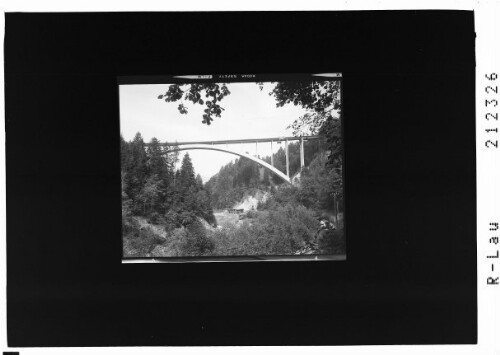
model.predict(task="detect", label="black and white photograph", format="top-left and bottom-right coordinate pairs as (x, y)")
top-left (119, 74), bottom-right (345, 261)
top-left (4, 8), bottom-right (486, 351)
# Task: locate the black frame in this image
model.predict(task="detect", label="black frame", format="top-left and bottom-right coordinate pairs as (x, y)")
top-left (5, 11), bottom-right (476, 347)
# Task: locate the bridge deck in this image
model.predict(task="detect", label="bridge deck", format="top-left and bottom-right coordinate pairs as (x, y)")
top-left (155, 135), bottom-right (321, 146)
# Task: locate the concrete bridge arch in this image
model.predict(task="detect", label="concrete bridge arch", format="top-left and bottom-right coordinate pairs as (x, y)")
top-left (168, 144), bottom-right (291, 184)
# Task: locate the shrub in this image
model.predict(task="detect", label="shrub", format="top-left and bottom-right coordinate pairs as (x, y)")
top-left (181, 219), bottom-right (214, 256)
top-left (259, 185), bottom-right (299, 211)
top-left (245, 209), bottom-right (259, 219)
top-left (317, 227), bottom-right (345, 255)
top-left (257, 204), bottom-right (318, 254)
top-left (297, 152), bottom-right (342, 210)
top-left (122, 218), bottom-right (165, 257)
top-left (207, 204), bottom-right (318, 256)
top-left (148, 212), bottom-right (162, 225)
top-left (164, 210), bottom-right (180, 232)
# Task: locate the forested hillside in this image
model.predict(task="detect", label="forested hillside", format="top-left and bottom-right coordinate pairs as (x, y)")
top-left (205, 140), bottom-right (325, 209)
top-left (121, 133), bottom-right (216, 257)
top-left (204, 148), bottom-right (345, 256)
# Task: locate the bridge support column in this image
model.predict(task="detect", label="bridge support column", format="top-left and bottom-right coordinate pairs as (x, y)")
top-left (300, 137), bottom-right (304, 169)
top-left (285, 139), bottom-right (289, 177)
top-left (270, 140), bottom-right (274, 166)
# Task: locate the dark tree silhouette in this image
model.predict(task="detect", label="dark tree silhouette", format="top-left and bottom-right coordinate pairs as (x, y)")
top-left (158, 83), bottom-right (231, 125)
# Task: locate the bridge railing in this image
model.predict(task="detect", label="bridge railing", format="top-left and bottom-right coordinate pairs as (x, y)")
top-left (155, 135), bottom-right (320, 147)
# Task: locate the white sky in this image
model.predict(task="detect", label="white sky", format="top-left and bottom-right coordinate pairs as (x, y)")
top-left (119, 82), bottom-right (308, 182)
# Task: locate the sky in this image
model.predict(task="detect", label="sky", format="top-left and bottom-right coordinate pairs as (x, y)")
top-left (119, 82), bottom-right (309, 182)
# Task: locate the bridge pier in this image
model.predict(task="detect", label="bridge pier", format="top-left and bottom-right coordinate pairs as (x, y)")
top-left (285, 138), bottom-right (289, 177)
top-left (270, 140), bottom-right (274, 167)
top-left (300, 136), bottom-right (305, 168)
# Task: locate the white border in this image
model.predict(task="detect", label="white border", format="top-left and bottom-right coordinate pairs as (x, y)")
top-left (476, 2), bottom-right (500, 355)
top-left (1, 1), bottom-right (498, 355)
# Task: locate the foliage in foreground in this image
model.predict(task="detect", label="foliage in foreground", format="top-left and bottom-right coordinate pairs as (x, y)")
top-left (124, 203), bottom-right (345, 258)
top-left (208, 204), bottom-right (319, 256)
top-left (122, 217), bottom-right (165, 257)
top-left (123, 216), bottom-right (215, 258)
top-left (257, 152), bottom-right (343, 213)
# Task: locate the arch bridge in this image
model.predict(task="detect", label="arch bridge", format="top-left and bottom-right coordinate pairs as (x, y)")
top-left (152, 136), bottom-right (321, 184)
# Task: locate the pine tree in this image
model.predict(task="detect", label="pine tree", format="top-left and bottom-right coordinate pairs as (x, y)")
top-left (130, 133), bottom-right (148, 186)
top-left (127, 132), bottom-right (149, 213)
top-left (120, 134), bottom-right (130, 169)
top-left (179, 153), bottom-right (196, 191)
top-left (137, 174), bottom-right (162, 215)
top-left (174, 169), bottom-right (181, 186)
top-left (195, 174), bottom-right (204, 190)
top-left (147, 137), bottom-right (168, 179)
